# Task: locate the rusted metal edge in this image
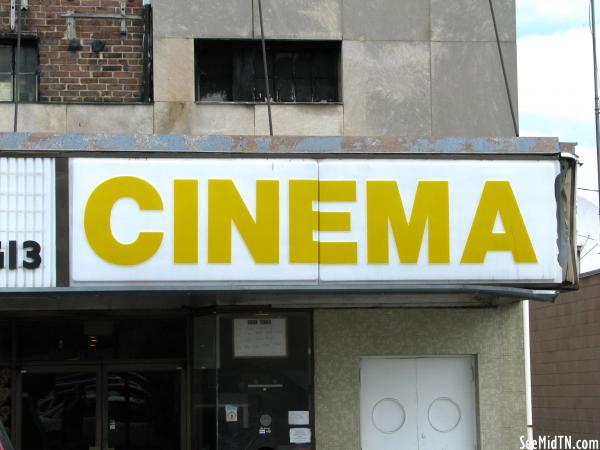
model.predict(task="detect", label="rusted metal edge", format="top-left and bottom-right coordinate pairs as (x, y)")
top-left (0, 133), bottom-right (564, 155)
top-left (0, 284), bottom-right (559, 302)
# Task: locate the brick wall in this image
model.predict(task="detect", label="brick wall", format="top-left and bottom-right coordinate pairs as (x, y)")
top-left (0, 0), bottom-right (146, 103)
top-left (530, 273), bottom-right (600, 440)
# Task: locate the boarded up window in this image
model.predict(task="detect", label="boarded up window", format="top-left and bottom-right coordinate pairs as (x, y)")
top-left (196, 40), bottom-right (340, 103)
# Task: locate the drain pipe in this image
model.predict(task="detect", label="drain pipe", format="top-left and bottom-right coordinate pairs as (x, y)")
top-left (592, 0), bottom-right (600, 220)
top-left (257, 0), bottom-right (273, 136)
top-left (523, 301), bottom-right (534, 442)
top-left (13, 0), bottom-right (23, 132)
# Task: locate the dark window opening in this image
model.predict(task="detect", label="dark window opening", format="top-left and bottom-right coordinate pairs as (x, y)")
top-left (196, 39), bottom-right (340, 103)
top-left (17, 319), bottom-right (186, 362)
top-left (0, 39), bottom-right (38, 103)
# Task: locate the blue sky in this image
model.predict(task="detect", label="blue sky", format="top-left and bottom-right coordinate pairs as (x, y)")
top-left (517, 0), bottom-right (595, 162)
top-left (517, 0), bottom-right (595, 146)
top-left (516, 0), bottom-right (600, 269)
top-left (517, 0), bottom-right (590, 37)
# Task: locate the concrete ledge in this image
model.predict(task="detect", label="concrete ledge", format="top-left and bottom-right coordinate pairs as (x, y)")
top-left (0, 103), bottom-right (67, 132)
top-left (155, 102), bottom-right (255, 135)
top-left (0, 134), bottom-right (562, 155)
top-left (255, 104), bottom-right (343, 136)
top-left (66, 104), bottom-right (154, 134)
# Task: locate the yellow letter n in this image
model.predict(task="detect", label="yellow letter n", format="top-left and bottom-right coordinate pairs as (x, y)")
top-left (208, 179), bottom-right (279, 264)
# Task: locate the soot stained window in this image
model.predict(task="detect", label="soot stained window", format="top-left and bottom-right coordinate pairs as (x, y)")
top-left (196, 39), bottom-right (340, 103)
top-left (0, 39), bottom-right (38, 102)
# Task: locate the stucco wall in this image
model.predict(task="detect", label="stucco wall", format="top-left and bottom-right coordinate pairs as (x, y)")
top-left (314, 305), bottom-right (527, 450)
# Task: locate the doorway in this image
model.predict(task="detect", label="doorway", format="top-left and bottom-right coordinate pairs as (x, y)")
top-left (19, 364), bottom-right (183, 450)
top-left (360, 356), bottom-right (478, 450)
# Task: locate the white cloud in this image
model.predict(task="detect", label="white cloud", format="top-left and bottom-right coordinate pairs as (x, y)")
top-left (517, 0), bottom-right (589, 27)
top-left (577, 145), bottom-right (599, 196)
top-left (518, 27), bottom-right (594, 124)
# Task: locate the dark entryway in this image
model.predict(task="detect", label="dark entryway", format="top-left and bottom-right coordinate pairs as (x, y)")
top-left (21, 366), bottom-right (182, 450)
top-left (1, 309), bottom-right (314, 450)
top-left (2, 316), bottom-right (187, 450)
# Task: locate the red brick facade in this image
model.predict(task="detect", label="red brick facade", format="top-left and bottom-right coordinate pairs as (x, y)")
top-left (530, 273), bottom-right (600, 439)
top-left (0, 0), bottom-right (147, 103)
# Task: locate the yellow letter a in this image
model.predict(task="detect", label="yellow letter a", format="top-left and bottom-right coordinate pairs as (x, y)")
top-left (461, 181), bottom-right (537, 263)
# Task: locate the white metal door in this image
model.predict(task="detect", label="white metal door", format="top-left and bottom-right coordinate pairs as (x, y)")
top-left (360, 357), bottom-right (477, 450)
top-left (417, 357), bottom-right (477, 450)
top-left (360, 358), bottom-right (419, 450)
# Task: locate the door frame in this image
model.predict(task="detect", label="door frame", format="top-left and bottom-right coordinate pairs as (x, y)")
top-left (16, 364), bottom-right (102, 450)
top-left (16, 362), bottom-right (186, 450)
top-left (359, 355), bottom-right (479, 450)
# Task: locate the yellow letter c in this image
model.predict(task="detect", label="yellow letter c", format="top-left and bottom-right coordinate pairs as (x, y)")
top-left (84, 176), bottom-right (164, 265)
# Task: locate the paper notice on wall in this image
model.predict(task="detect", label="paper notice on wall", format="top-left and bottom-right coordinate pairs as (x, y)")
top-left (290, 428), bottom-right (311, 444)
top-left (234, 318), bottom-right (287, 357)
top-left (288, 410), bottom-right (309, 425)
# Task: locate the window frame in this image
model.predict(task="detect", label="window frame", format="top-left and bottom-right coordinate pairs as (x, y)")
top-left (0, 37), bottom-right (39, 104)
top-left (195, 38), bottom-right (342, 105)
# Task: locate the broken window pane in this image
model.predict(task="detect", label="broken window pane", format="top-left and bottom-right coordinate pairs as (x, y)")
top-left (0, 46), bottom-right (12, 73)
top-left (232, 50), bottom-right (255, 101)
top-left (294, 52), bottom-right (312, 102)
top-left (0, 74), bottom-right (12, 102)
top-left (19, 46), bottom-right (37, 74)
top-left (17, 74), bottom-right (37, 103)
top-left (0, 42), bottom-right (38, 102)
top-left (274, 53), bottom-right (294, 102)
top-left (197, 46), bottom-right (232, 101)
top-left (196, 40), bottom-right (340, 103)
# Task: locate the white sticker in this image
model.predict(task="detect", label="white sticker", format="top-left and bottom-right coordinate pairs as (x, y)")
top-left (288, 410), bottom-right (309, 425)
top-left (225, 404), bottom-right (238, 422)
top-left (290, 427), bottom-right (311, 444)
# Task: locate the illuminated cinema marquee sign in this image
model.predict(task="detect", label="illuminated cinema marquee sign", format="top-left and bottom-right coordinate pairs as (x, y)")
top-left (70, 158), bottom-right (563, 285)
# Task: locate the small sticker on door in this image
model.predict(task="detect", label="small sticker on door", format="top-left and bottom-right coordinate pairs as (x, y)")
top-left (225, 404), bottom-right (238, 422)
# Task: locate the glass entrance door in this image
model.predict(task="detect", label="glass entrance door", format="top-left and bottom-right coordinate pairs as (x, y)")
top-left (105, 368), bottom-right (182, 450)
top-left (20, 368), bottom-right (100, 450)
top-left (20, 366), bottom-right (183, 450)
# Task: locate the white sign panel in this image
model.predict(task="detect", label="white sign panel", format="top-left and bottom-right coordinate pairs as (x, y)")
top-left (233, 318), bottom-right (287, 358)
top-left (0, 158), bottom-right (55, 288)
top-left (288, 411), bottom-right (310, 425)
top-left (70, 158), bottom-right (563, 286)
top-left (290, 428), bottom-right (311, 444)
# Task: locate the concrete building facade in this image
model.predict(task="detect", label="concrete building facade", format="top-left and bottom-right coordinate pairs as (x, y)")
top-left (1, 0), bottom-right (518, 137)
top-left (0, 1), bottom-right (578, 450)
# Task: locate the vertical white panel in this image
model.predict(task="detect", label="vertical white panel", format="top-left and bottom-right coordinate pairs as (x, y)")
top-left (360, 358), bottom-right (419, 450)
top-left (0, 157), bottom-right (55, 288)
top-left (417, 357), bottom-right (477, 450)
